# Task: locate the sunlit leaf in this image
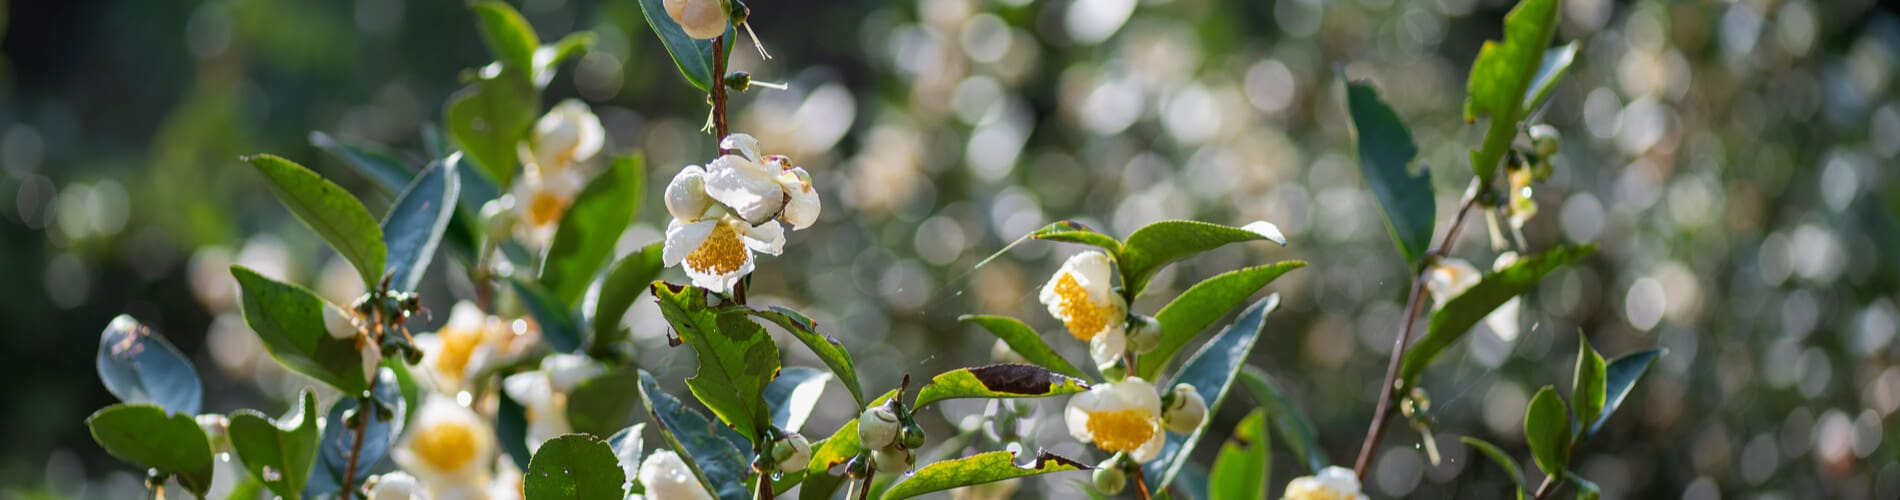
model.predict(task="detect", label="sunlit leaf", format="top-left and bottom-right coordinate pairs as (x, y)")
top-left (1208, 410), bottom-right (1269, 500)
top-left (565, 368), bottom-right (640, 437)
top-left (960, 315), bottom-right (1086, 379)
top-left (634, 0), bottom-right (736, 92)
top-left (1142, 295), bottom-right (1282, 490)
top-left (96, 315), bottom-right (203, 415)
top-left (1139, 262), bottom-right (1304, 379)
top-left (471, 1), bottom-right (539, 74)
top-left (765, 367), bottom-right (831, 434)
top-left (1460, 436), bottom-right (1526, 500)
top-left (381, 158), bottom-right (460, 293)
top-left (244, 154), bottom-right (387, 288)
top-left (524, 434), bottom-right (626, 500)
top-left (1399, 244), bottom-right (1596, 390)
top-left (232, 266), bottom-right (370, 393)
top-left (1523, 42), bottom-right (1579, 113)
top-left (1570, 336), bottom-right (1607, 439)
top-left (308, 131), bottom-right (413, 196)
top-left (86, 404), bottom-right (215, 497)
top-left (1235, 367), bottom-right (1326, 473)
top-left (542, 155), bottom-right (643, 308)
top-left (1027, 220), bottom-right (1122, 254)
top-left (1524, 385), bottom-right (1571, 475)
top-left (446, 73), bottom-right (536, 186)
top-left (1345, 80), bottom-right (1433, 267)
top-left (1588, 348), bottom-right (1664, 437)
top-left (912, 364), bottom-right (1090, 409)
top-left (635, 370), bottom-right (752, 500)
top-left (1463, 0), bottom-right (1560, 184)
top-left (881, 449), bottom-right (1090, 500)
top-left (745, 305), bottom-right (866, 409)
top-left (1118, 220), bottom-right (1287, 298)
top-left (651, 282), bottom-right (780, 443)
top-left (228, 389), bottom-right (319, 499)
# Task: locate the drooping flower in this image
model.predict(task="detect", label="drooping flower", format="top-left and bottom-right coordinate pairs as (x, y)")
top-left (529, 100), bottom-right (605, 173)
top-left (1424, 256), bottom-right (1521, 342)
top-left (501, 354), bottom-right (606, 452)
top-left (509, 167), bottom-right (587, 249)
top-left (663, 0), bottom-right (730, 40)
top-left (661, 206), bottom-right (785, 293)
top-left (392, 395), bottom-right (496, 493)
top-left (638, 450), bottom-right (715, 500)
top-left (1039, 251), bottom-right (1128, 366)
top-left (1064, 377), bottom-right (1165, 462)
top-left (1282, 466), bottom-right (1369, 500)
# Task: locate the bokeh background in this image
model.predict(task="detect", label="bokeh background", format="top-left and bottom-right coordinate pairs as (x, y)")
top-left (4, 0), bottom-right (1899, 498)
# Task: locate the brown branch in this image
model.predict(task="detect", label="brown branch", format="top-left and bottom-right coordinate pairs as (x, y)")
top-left (1132, 468), bottom-right (1152, 500)
top-left (758, 474), bottom-right (775, 500)
top-left (1352, 179), bottom-right (1484, 480)
top-left (338, 378), bottom-right (381, 500)
top-left (711, 35), bottom-right (731, 153)
top-left (856, 467), bottom-right (876, 500)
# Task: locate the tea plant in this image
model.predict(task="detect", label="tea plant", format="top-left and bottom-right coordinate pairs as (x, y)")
top-left (83, 0), bottom-right (1660, 498)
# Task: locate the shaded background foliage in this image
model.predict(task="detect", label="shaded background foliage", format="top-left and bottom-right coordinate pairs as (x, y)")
top-left (3, 0), bottom-right (1899, 498)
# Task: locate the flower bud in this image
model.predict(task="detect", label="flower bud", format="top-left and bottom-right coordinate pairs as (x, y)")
top-left (1091, 461), bottom-right (1127, 495)
top-left (857, 402), bottom-right (902, 450)
top-left (773, 432), bottom-right (812, 473)
top-left (899, 420), bottom-right (927, 450)
top-left (196, 414), bottom-right (231, 453)
top-left (664, 0), bottom-right (730, 40)
top-left (481, 198), bottom-right (517, 242)
top-left (1097, 356), bottom-right (1126, 381)
top-left (664, 166), bottom-right (714, 222)
top-left (871, 445), bottom-right (914, 474)
top-left (366, 472), bottom-right (423, 500)
top-left (1530, 124), bottom-right (1560, 157)
top-left (1126, 314), bottom-right (1162, 354)
top-left (1162, 384), bottom-right (1207, 434)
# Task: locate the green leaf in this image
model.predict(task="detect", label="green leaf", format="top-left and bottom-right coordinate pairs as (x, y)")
top-left (446, 73), bottom-right (537, 186)
top-left (1142, 295), bottom-right (1282, 490)
top-left (565, 368), bottom-right (641, 437)
top-left (536, 32), bottom-right (597, 87)
top-left (651, 282), bottom-right (780, 443)
top-left (1523, 42), bottom-right (1579, 113)
top-left (1459, 436), bottom-right (1526, 500)
top-left (1567, 471), bottom-right (1602, 500)
top-left (1235, 367), bottom-right (1326, 473)
top-left (634, 0), bottom-right (736, 92)
top-left (231, 266), bottom-right (370, 393)
top-left (590, 244), bottom-right (664, 357)
top-left (912, 364), bottom-right (1090, 409)
top-left (244, 155), bottom-right (387, 288)
top-left (381, 158), bottom-right (460, 293)
top-left (959, 315), bottom-right (1086, 379)
top-left (541, 155), bottom-right (643, 308)
top-left (96, 315), bottom-right (203, 415)
top-left (303, 369), bottom-right (404, 498)
top-left (228, 390), bottom-right (320, 500)
top-left (1399, 244), bottom-right (1596, 390)
top-left (1027, 220), bottom-right (1122, 254)
top-left (524, 434), bottom-right (626, 500)
top-left (635, 370), bottom-right (752, 500)
top-left (1588, 348), bottom-right (1664, 437)
top-left (1463, 0), bottom-right (1560, 184)
top-left (1119, 220), bottom-right (1288, 298)
top-left (1208, 410), bottom-right (1269, 500)
top-left (765, 367), bottom-right (831, 433)
top-left (498, 388), bottom-right (535, 470)
top-left (1570, 336), bottom-right (1607, 439)
top-left (1345, 80), bottom-right (1433, 267)
top-left (1138, 262), bottom-right (1305, 379)
top-left (472, 1), bottom-right (539, 74)
top-left (745, 305), bottom-right (867, 409)
top-left (308, 131), bottom-right (413, 195)
top-left (86, 404), bottom-right (215, 497)
top-left (1524, 385), bottom-right (1571, 475)
top-left (881, 449), bottom-right (1090, 500)
top-left (509, 276), bottom-right (583, 353)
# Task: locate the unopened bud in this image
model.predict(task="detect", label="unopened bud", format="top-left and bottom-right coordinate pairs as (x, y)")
top-left (899, 421), bottom-right (927, 450)
top-left (1162, 384), bottom-right (1207, 434)
top-left (1127, 315), bottom-right (1162, 354)
top-left (481, 198), bottom-right (516, 242)
top-left (857, 402), bottom-right (902, 450)
top-left (773, 432), bottom-right (812, 473)
top-left (1092, 461), bottom-right (1127, 494)
top-left (871, 445), bottom-right (914, 474)
top-left (1530, 124), bottom-right (1560, 157)
top-left (664, 0), bottom-right (730, 40)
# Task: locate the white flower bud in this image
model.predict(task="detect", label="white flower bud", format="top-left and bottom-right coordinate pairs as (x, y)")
top-left (1126, 315), bottom-right (1162, 354)
top-left (480, 197), bottom-right (517, 242)
top-left (857, 403), bottom-right (901, 450)
top-left (665, 166), bottom-right (715, 222)
top-left (773, 433), bottom-right (813, 473)
top-left (366, 472), bottom-right (427, 500)
top-left (871, 445), bottom-right (914, 474)
top-left (195, 414), bottom-right (230, 453)
top-left (1092, 461), bottom-right (1127, 495)
top-left (1530, 124), bottom-right (1561, 157)
top-left (1162, 384), bottom-right (1207, 434)
top-left (664, 0), bottom-right (730, 40)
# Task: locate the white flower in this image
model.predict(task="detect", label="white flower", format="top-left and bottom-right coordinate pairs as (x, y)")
top-left (1064, 377), bottom-right (1165, 462)
top-left (413, 302), bottom-right (529, 395)
top-left (1424, 257), bottom-right (1520, 342)
top-left (639, 450), bottom-right (715, 500)
top-left (665, 166), bottom-right (716, 222)
top-left (367, 472), bottom-right (430, 500)
top-left (664, 0), bottom-right (729, 40)
top-left (662, 208), bottom-right (785, 293)
top-left (509, 168), bottom-right (587, 249)
top-left (1282, 466), bottom-right (1368, 500)
top-left (1161, 384), bottom-right (1207, 434)
top-left (703, 134), bottom-right (791, 225)
top-left (501, 371), bottom-right (570, 452)
top-left (1040, 251), bottom-right (1128, 364)
top-left (771, 159), bottom-right (820, 230)
top-left (530, 100), bottom-right (605, 173)
top-left (392, 395), bottom-right (495, 492)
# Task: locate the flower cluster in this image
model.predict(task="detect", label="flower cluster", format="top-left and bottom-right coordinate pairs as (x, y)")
top-left (507, 100), bottom-right (607, 250)
top-left (662, 133), bottom-right (820, 292)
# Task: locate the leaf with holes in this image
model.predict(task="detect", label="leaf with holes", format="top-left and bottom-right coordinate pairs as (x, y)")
top-left (651, 282), bottom-right (779, 443)
top-left (87, 404), bottom-right (215, 497)
top-left (960, 315), bottom-right (1086, 379)
top-left (245, 155), bottom-right (386, 287)
top-left (228, 389), bottom-right (319, 500)
top-left (881, 449), bottom-right (1090, 500)
top-left (1138, 262), bottom-right (1304, 379)
top-left (1142, 295), bottom-right (1281, 490)
top-left (912, 364), bottom-right (1090, 409)
top-left (96, 315), bottom-right (202, 415)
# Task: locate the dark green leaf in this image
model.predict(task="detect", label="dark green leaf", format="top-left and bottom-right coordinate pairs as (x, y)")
top-left (652, 282), bottom-right (779, 443)
top-left (510, 276), bottom-right (583, 353)
top-left (1138, 262), bottom-right (1305, 379)
top-left (960, 315), bottom-right (1086, 379)
top-left (1523, 42), bottom-right (1579, 113)
top-left (765, 367), bottom-right (831, 433)
top-left (86, 404), bottom-right (215, 496)
top-left (498, 388), bottom-right (534, 470)
top-left (446, 73), bottom-right (537, 186)
top-left (542, 155), bottom-right (643, 308)
top-left (1208, 410), bottom-right (1269, 500)
top-left (232, 266), bottom-right (370, 393)
top-left (635, 370), bottom-right (752, 500)
top-left (228, 390), bottom-right (320, 499)
top-left (1399, 244), bottom-right (1596, 390)
top-left (745, 305), bottom-right (867, 409)
top-left (1345, 81), bottom-right (1433, 267)
top-left (1119, 220), bottom-right (1288, 298)
top-left (634, 0), bottom-right (736, 92)
top-left (1524, 385), bottom-right (1571, 475)
top-left (303, 369), bottom-right (404, 499)
top-left (309, 131), bottom-right (413, 195)
top-left (524, 434), bottom-right (626, 500)
top-left (96, 315), bottom-right (203, 415)
top-left (1571, 336), bottom-right (1607, 439)
top-left (1235, 367), bottom-right (1325, 473)
top-left (1567, 471), bottom-right (1602, 500)
top-left (381, 158), bottom-right (460, 293)
top-left (1027, 220), bottom-right (1122, 254)
top-left (590, 244), bottom-right (664, 357)
top-left (472, 1), bottom-right (539, 74)
top-left (244, 154), bottom-right (387, 287)
top-left (565, 368), bottom-right (641, 437)
top-left (1460, 436), bottom-right (1526, 500)
top-left (1463, 0), bottom-right (1560, 183)
top-left (1589, 348), bottom-right (1664, 437)
top-left (881, 449), bottom-right (1090, 500)
top-left (912, 364), bottom-right (1090, 409)
top-left (1142, 295), bottom-right (1282, 490)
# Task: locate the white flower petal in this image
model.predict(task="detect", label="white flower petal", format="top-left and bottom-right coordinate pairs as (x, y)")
top-left (703, 155), bottom-right (786, 224)
top-left (665, 166), bottom-right (715, 221)
top-left (663, 219), bottom-right (718, 266)
top-left (639, 450), bottom-right (715, 500)
top-left (776, 167), bottom-right (821, 230)
top-left (1089, 327), bottom-right (1127, 366)
top-left (721, 133), bottom-right (763, 163)
top-left (740, 219), bottom-right (785, 256)
top-left (534, 100), bottom-right (605, 171)
top-left (1424, 259), bottom-right (1481, 309)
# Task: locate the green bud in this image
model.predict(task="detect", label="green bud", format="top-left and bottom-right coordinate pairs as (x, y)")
top-left (900, 421), bottom-right (927, 450)
top-left (1092, 461), bottom-right (1127, 494)
top-left (1530, 124), bottom-right (1561, 157)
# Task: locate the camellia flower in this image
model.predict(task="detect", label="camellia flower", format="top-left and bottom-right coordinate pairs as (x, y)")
top-left (392, 395), bottom-right (496, 494)
top-left (703, 134), bottom-right (820, 227)
top-left (502, 354), bottom-right (606, 452)
top-left (1282, 466), bottom-right (1369, 500)
top-left (1424, 255), bottom-right (1521, 342)
top-left (1064, 377), bottom-right (1165, 462)
top-left (528, 100), bottom-right (605, 173)
top-left (663, 0), bottom-right (729, 40)
top-left (413, 302), bottom-right (537, 396)
top-left (638, 450), bottom-right (715, 500)
top-left (366, 472), bottom-right (428, 500)
top-left (662, 206), bottom-right (785, 293)
top-left (1039, 251), bottom-right (1128, 366)
top-left (509, 167), bottom-right (586, 249)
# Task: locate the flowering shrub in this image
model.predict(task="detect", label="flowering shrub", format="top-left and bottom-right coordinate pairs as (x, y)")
top-left (82, 0), bottom-right (1660, 498)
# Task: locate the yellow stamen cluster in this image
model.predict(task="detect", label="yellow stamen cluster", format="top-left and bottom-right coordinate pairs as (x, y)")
top-left (686, 223), bottom-right (748, 276)
top-left (1054, 273), bottom-right (1112, 341)
top-left (1084, 409), bottom-right (1156, 453)
top-left (432, 324), bottom-right (482, 378)
top-left (527, 190), bottom-right (569, 226)
top-left (411, 421), bottom-right (480, 472)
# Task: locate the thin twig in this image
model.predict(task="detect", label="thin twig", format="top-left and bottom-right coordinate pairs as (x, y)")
top-left (1530, 474), bottom-right (1559, 500)
top-left (1132, 468), bottom-right (1152, 500)
top-left (338, 388), bottom-right (376, 500)
top-left (711, 36), bottom-right (730, 152)
top-left (856, 467), bottom-right (876, 500)
top-left (1352, 179), bottom-right (1484, 479)
top-left (757, 474), bottom-right (775, 500)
